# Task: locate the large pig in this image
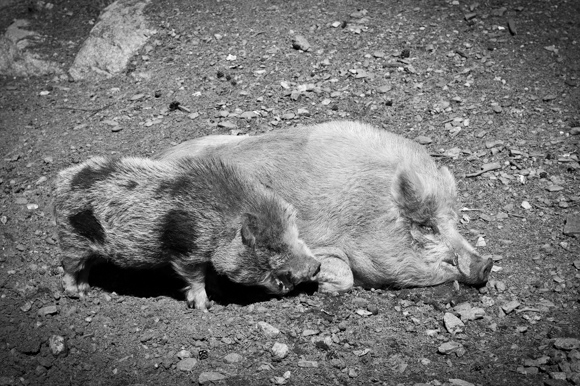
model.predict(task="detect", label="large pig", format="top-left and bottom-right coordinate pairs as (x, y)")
top-left (155, 121), bottom-right (493, 293)
top-left (53, 156), bottom-right (321, 310)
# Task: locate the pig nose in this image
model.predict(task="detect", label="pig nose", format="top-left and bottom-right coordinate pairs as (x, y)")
top-left (478, 257), bottom-right (493, 283)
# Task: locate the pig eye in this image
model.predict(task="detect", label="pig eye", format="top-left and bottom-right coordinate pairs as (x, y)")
top-left (418, 224), bottom-right (436, 234)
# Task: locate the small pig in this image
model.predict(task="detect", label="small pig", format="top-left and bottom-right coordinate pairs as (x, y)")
top-left (53, 156), bottom-right (320, 310)
top-left (155, 121), bottom-right (493, 293)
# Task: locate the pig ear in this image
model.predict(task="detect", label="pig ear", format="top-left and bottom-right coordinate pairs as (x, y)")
top-left (439, 166), bottom-right (457, 196)
top-left (241, 213), bottom-right (259, 248)
top-left (392, 168), bottom-right (432, 223)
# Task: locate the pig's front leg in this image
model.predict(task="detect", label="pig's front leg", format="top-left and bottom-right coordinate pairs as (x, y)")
top-left (173, 261), bottom-right (210, 311)
top-left (312, 247), bottom-right (354, 293)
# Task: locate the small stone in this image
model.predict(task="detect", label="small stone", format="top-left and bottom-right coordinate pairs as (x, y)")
top-left (438, 341), bottom-right (463, 355)
top-left (415, 136), bottom-right (432, 145)
top-left (139, 331), bottom-right (155, 343)
top-left (449, 379), bottom-right (475, 386)
top-left (554, 338), bottom-right (580, 350)
top-left (501, 300), bottom-right (521, 314)
top-left (291, 35), bottom-right (311, 51)
top-left (177, 349), bottom-right (191, 359)
top-left (297, 359), bottom-right (318, 368)
top-left (198, 371), bottom-right (227, 384)
top-left (507, 19), bottom-right (517, 35)
top-left (444, 312), bottom-right (465, 333)
top-left (296, 108), bottom-right (310, 116)
top-left (563, 215), bottom-right (580, 237)
top-left (223, 353), bottom-right (243, 363)
top-left (302, 329), bottom-right (319, 337)
top-left (521, 201), bottom-right (531, 210)
top-left (38, 305), bottom-right (58, 316)
top-left (571, 127), bottom-right (580, 135)
top-left (257, 321), bottom-right (280, 337)
top-left (454, 303), bottom-right (485, 321)
top-left (495, 281), bottom-right (507, 292)
top-left (492, 105), bottom-right (503, 113)
top-left (176, 358), bottom-right (197, 371)
top-left (240, 111), bottom-right (258, 119)
top-left (464, 12), bottom-right (477, 20)
top-left (272, 342), bottom-right (289, 360)
top-left (130, 93), bottom-right (144, 101)
top-left (218, 121), bottom-right (237, 129)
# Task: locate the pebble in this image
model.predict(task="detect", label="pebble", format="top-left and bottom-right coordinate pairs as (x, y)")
top-left (38, 305), bottom-right (58, 316)
top-left (49, 335), bottom-right (66, 356)
top-left (176, 358), bottom-right (197, 371)
top-left (272, 342), bottom-right (289, 360)
top-left (449, 379), bottom-right (475, 386)
top-left (553, 338), bottom-right (580, 350)
top-left (139, 331), bottom-right (155, 343)
top-left (302, 329), bottom-right (318, 337)
top-left (415, 136), bottom-right (432, 145)
top-left (501, 300), bottom-right (521, 314)
top-left (291, 35), bottom-right (311, 51)
top-left (297, 359), bottom-right (318, 368)
top-left (521, 201), bottom-right (531, 210)
top-left (239, 111), bottom-right (258, 119)
top-left (296, 108), bottom-right (310, 116)
top-left (444, 312), bottom-right (464, 333)
top-left (217, 121), bottom-right (237, 129)
top-left (257, 321), bottom-right (280, 337)
top-left (438, 341), bottom-right (464, 355)
top-left (177, 349), bottom-right (192, 359)
top-left (563, 215), bottom-right (580, 237)
top-left (198, 371), bottom-right (227, 384)
top-left (223, 353), bottom-right (243, 363)
top-left (454, 303), bottom-right (485, 321)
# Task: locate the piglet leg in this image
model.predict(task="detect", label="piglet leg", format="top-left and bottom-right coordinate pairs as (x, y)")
top-left (173, 261), bottom-right (210, 311)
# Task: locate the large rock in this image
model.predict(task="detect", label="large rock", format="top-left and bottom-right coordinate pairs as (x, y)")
top-left (0, 20), bottom-right (63, 77)
top-left (69, 0), bottom-right (155, 81)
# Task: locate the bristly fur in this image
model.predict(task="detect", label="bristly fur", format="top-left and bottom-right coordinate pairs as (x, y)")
top-left (53, 155), bottom-right (319, 310)
top-left (155, 120), bottom-right (492, 292)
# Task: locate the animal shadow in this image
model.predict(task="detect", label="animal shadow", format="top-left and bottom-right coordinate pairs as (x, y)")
top-left (88, 262), bottom-right (318, 306)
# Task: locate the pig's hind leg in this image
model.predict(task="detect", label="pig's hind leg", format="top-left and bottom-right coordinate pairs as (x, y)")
top-left (172, 261), bottom-right (210, 310)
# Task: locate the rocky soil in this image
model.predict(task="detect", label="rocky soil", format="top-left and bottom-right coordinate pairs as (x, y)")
top-left (0, 0), bottom-right (579, 385)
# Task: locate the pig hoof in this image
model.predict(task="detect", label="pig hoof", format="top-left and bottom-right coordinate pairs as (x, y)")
top-left (186, 288), bottom-right (209, 311)
top-left (63, 274), bottom-right (81, 298)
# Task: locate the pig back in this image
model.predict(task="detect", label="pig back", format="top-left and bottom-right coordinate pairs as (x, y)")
top-left (158, 121), bottom-right (440, 246)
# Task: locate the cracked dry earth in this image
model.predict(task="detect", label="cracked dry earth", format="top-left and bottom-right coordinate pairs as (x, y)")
top-left (0, 0), bottom-right (579, 385)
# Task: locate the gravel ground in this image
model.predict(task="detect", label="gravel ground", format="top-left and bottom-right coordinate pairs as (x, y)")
top-left (0, 0), bottom-right (579, 385)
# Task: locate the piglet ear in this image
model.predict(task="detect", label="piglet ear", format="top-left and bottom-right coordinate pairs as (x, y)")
top-left (391, 168), bottom-right (432, 223)
top-left (241, 213), bottom-right (259, 247)
top-left (438, 166), bottom-right (457, 197)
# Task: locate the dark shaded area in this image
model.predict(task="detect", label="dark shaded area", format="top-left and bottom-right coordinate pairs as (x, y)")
top-left (71, 159), bottom-right (118, 190)
top-left (159, 209), bottom-right (199, 255)
top-left (88, 261), bottom-right (318, 306)
top-left (68, 209), bottom-right (105, 244)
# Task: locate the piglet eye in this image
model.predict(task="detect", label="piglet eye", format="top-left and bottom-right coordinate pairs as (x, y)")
top-left (419, 224), bottom-right (436, 234)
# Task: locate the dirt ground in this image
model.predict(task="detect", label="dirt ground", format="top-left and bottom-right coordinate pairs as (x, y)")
top-left (1, 0), bottom-right (579, 385)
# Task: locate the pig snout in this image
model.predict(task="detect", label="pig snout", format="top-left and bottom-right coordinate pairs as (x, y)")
top-left (275, 255), bottom-right (321, 290)
top-left (462, 254), bottom-right (493, 286)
